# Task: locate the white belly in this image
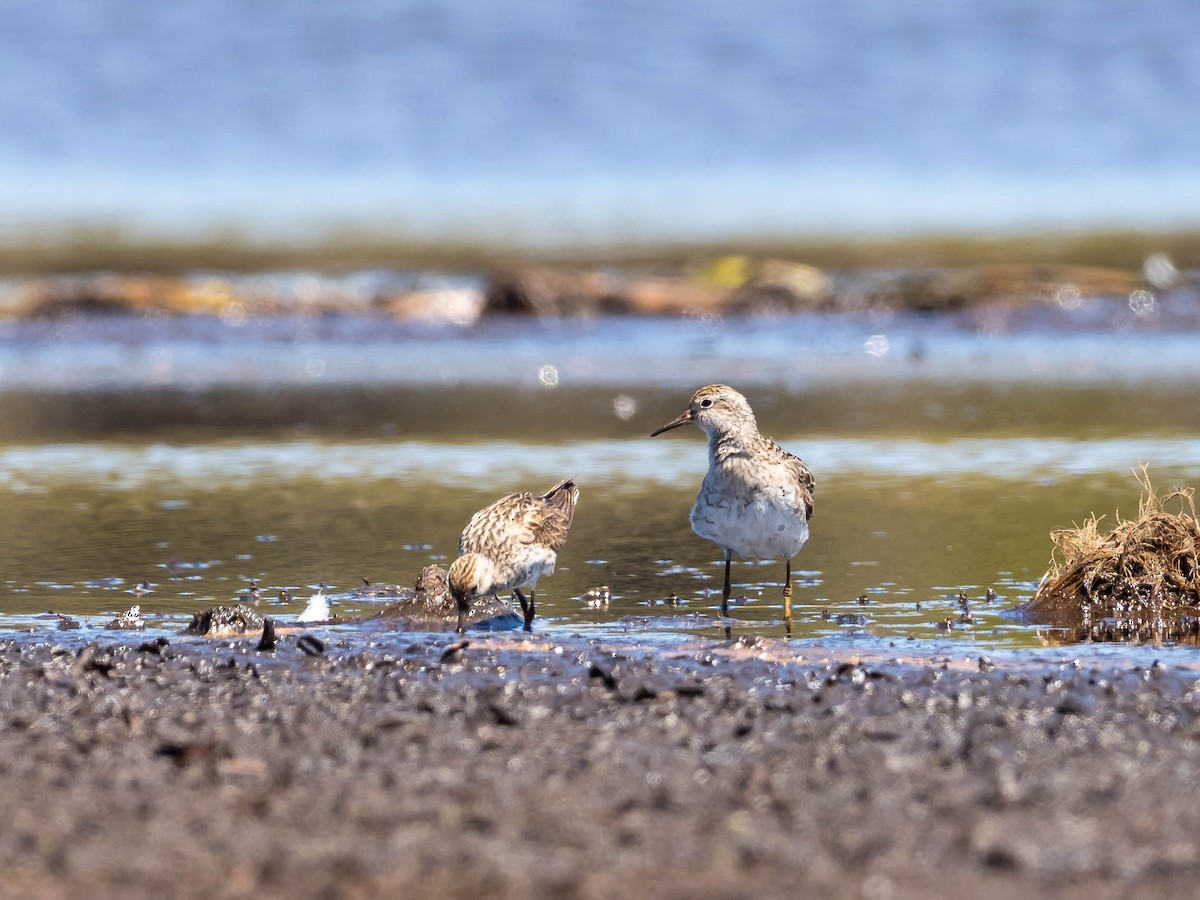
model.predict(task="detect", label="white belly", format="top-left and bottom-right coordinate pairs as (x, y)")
top-left (690, 479), bottom-right (810, 560)
top-left (497, 545), bottom-right (557, 592)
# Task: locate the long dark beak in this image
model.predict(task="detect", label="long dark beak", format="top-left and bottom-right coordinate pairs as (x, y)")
top-left (650, 409), bottom-right (693, 437)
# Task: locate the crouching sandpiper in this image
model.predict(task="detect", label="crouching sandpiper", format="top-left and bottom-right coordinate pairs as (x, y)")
top-left (448, 477), bottom-right (580, 632)
top-left (651, 385), bottom-right (814, 629)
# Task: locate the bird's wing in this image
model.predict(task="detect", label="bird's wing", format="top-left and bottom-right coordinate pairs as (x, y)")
top-left (780, 448), bottom-right (816, 521)
top-left (458, 491), bottom-right (522, 555)
top-left (460, 479), bottom-right (579, 554)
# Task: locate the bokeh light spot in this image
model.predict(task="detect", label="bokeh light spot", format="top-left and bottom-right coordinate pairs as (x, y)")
top-left (613, 394), bottom-right (637, 420)
top-left (1129, 289), bottom-right (1156, 317)
top-left (864, 334), bottom-right (890, 357)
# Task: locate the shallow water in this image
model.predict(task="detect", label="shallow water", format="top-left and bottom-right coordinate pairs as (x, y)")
top-left (0, 445), bottom-right (1169, 651)
top-left (4, 312), bottom-right (1200, 657)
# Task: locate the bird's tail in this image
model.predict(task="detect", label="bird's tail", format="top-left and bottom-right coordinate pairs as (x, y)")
top-left (541, 477), bottom-right (580, 525)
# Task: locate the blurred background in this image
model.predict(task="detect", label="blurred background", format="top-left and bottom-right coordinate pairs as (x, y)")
top-left (1, 0), bottom-right (1198, 258)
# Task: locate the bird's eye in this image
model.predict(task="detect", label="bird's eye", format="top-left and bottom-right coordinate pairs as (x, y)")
top-left (699, 398), bottom-right (713, 408)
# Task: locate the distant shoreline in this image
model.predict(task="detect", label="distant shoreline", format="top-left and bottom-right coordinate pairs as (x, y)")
top-left (1, 223), bottom-right (1198, 276)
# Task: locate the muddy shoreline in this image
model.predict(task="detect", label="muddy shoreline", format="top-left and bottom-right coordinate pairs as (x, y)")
top-left (0, 259), bottom-right (1182, 324)
top-left (4, 631), bottom-right (1200, 898)
top-left (1, 225), bottom-right (1196, 326)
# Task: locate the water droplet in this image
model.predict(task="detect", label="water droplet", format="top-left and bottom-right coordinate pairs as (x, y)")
top-left (1143, 253), bottom-right (1178, 289)
top-left (1054, 285), bottom-right (1082, 310)
top-left (1128, 289), bottom-right (1156, 317)
top-left (863, 334), bottom-right (889, 357)
top-left (220, 302), bottom-right (247, 327)
top-left (613, 394), bottom-right (637, 420)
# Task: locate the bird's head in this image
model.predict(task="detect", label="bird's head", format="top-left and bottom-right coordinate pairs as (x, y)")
top-left (650, 384), bottom-right (755, 438)
top-left (447, 553), bottom-right (497, 609)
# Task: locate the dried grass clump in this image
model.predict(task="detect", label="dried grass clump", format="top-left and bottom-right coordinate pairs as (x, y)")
top-left (1027, 468), bottom-right (1200, 642)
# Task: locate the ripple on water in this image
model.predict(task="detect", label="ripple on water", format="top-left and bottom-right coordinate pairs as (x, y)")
top-left (4, 436), bottom-right (1200, 491)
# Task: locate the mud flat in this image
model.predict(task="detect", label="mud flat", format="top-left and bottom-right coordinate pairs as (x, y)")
top-left (2, 225), bottom-right (1197, 326)
top-left (3, 632), bottom-right (1200, 899)
top-left (0, 260), bottom-right (1173, 324)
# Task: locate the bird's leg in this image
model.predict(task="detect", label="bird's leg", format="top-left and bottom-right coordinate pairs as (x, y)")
top-left (783, 558), bottom-right (793, 638)
top-left (721, 549), bottom-right (732, 618)
top-left (515, 588), bottom-right (534, 632)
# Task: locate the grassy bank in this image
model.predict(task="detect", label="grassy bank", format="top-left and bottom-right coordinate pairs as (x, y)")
top-left (1, 224), bottom-right (1198, 275)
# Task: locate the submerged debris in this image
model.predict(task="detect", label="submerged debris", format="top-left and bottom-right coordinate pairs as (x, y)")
top-left (297, 635), bottom-right (325, 656)
top-left (186, 605), bottom-right (265, 637)
top-left (44, 612), bottom-right (82, 630)
top-left (183, 564), bottom-right (514, 639)
top-left (376, 564), bottom-right (456, 622)
top-left (256, 618), bottom-right (278, 652)
top-left (105, 605), bottom-right (145, 630)
top-left (234, 581), bottom-right (260, 603)
top-left (579, 586), bottom-right (611, 608)
top-left (440, 639), bottom-right (469, 663)
top-left (351, 577), bottom-right (412, 600)
top-left (640, 593), bottom-right (684, 608)
top-left (412, 564), bottom-right (451, 606)
top-left (1024, 469), bottom-right (1200, 642)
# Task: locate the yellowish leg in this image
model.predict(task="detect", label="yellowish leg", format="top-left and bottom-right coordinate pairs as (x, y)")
top-left (783, 558), bottom-right (793, 638)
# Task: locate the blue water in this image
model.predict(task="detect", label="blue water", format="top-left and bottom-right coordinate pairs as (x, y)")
top-left (5, 436), bottom-right (1200, 492)
top-left (2, 0), bottom-right (1199, 241)
top-left (4, 309), bottom-right (1200, 390)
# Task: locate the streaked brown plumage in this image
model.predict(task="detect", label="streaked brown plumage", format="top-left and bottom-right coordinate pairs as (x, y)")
top-left (651, 384), bottom-right (815, 625)
top-left (449, 477), bottom-right (580, 632)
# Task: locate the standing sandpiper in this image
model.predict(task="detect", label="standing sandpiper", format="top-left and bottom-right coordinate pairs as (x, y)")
top-left (448, 477), bottom-right (580, 633)
top-left (651, 385), bottom-right (815, 629)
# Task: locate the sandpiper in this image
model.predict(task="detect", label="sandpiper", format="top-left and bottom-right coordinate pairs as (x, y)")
top-left (651, 385), bottom-right (815, 626)
top-left (449, 477), bottom-right (580, 633)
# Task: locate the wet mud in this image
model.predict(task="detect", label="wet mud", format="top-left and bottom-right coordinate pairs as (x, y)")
top-left (182, 565), bottom-right (521, 640)
top-left (3, 633), bottom-right (1200, 898)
